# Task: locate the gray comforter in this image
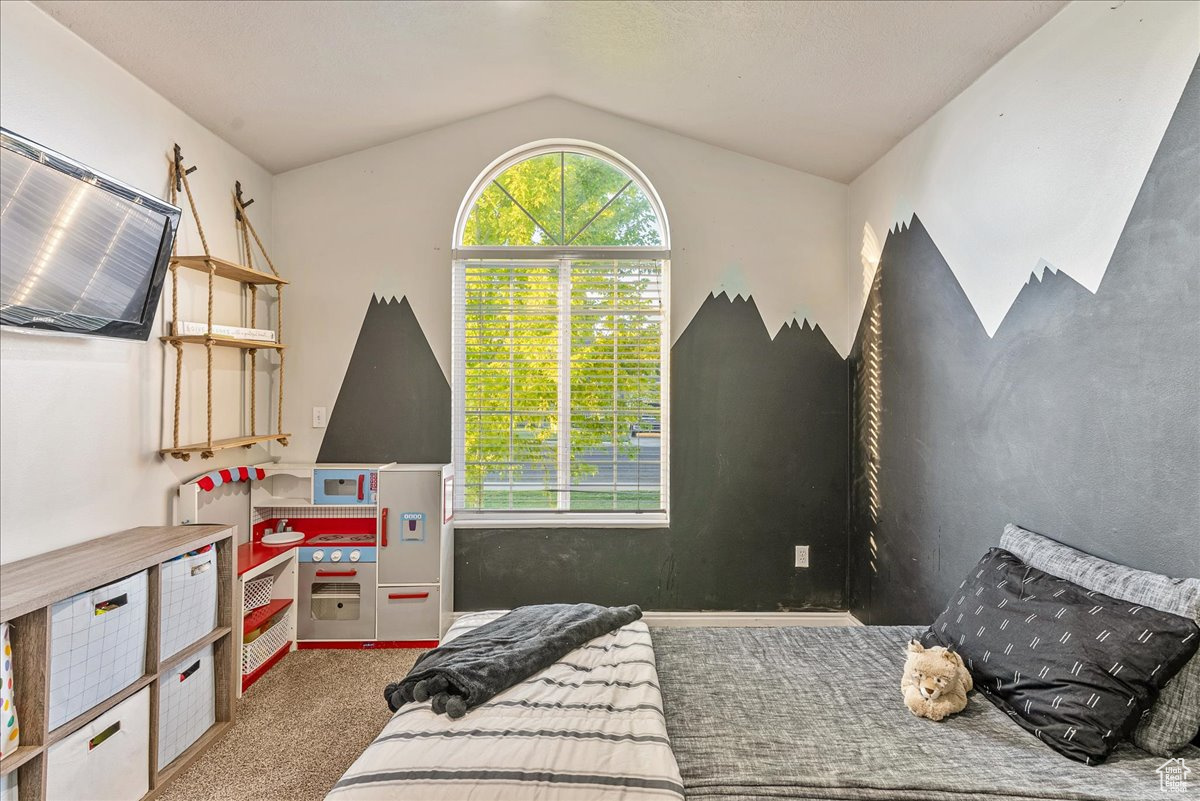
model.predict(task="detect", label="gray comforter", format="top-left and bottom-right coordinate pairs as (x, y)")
top-left (385, 602), bottom-right (643, 718)
top-left (653, 625), bottom-right (1196, 801)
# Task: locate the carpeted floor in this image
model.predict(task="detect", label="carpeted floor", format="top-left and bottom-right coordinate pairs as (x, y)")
top-left (158, 648), bottom-right (423, 801)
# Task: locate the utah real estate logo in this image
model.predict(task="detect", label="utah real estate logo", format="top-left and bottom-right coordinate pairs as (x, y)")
top-left (1156, 757), bottom-right (1189, 792)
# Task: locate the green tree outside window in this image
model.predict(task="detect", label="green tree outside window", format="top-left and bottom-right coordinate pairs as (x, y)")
top-left (458, 150), bottom-right (666, 512)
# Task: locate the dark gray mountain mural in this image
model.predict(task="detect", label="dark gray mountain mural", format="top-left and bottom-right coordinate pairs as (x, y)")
top-left (456, 291), bottom-right (849, 611)
top-left (317, 295), bottom-right (451, 464)
top-left (849, 64), bottom-right (1200, 625)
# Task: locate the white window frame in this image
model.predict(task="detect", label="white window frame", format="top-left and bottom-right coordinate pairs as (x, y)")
top-left (452, 140), bottom-right (670, 528)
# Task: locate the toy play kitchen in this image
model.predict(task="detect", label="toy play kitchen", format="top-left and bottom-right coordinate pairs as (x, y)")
top-left (176, 462), bottom-right (452, 695)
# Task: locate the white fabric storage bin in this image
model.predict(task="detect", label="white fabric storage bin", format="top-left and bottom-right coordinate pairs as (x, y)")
top-left (0, 771), bottom-right (16, 801)
top-left (157, 644), bottom-right (216, 769)
top-left (160, 548), bottom-right (218, 660)
top-left (45, 686), bottom-right (149, 801)
top-left (1, 622), bottom-right (18, 757)
top-left (48, 571), bottom-right (148, 731)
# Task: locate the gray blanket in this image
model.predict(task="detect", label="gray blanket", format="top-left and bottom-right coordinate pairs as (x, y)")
top-left (385, 602), bottom-right (643, 718)
top-left (654, 625), bottom-right (1197, 801)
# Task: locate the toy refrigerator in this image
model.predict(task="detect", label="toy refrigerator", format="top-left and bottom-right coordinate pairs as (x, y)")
top-left (376, 464), bottom-right (453, 642)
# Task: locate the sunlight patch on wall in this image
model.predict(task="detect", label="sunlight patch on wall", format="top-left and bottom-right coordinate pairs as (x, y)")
top-left (854, 240), bottom-right (883, 576)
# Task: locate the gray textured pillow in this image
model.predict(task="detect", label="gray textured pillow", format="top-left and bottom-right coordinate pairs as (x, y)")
top-left (1000, 523), bottom-right (1200, 756)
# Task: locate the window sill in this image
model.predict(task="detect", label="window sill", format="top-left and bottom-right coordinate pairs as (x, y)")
top-left (452, 513), bottom-right (669, 530)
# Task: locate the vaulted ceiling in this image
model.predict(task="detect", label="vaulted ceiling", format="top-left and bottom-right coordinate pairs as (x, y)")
top-left (35, 0), bottom-right (1066, 180)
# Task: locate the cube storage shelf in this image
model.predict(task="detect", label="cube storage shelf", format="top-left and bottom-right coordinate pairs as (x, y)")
top-left (0, 525), bottom-right (237, 801)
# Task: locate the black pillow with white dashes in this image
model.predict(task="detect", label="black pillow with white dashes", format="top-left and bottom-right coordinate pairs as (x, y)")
top-left (921, 548), bottom-right (1199, 765)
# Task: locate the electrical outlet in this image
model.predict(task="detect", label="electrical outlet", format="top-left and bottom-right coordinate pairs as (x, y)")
top-left (312, 406), bottom-right (327, 428)
top-left (795, 545), bottom-right (810, 568)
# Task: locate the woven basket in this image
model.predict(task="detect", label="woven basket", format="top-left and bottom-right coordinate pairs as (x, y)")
top-left (243, 574), bottom-right (274, 613)
top-left (242, 607), bottom-right (291, 676)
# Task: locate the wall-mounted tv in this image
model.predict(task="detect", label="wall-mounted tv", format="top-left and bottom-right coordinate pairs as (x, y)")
top-left (0, 128), bottom-right (180, 340)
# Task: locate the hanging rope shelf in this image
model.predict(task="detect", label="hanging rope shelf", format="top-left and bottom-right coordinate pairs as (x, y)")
top-left (160, 144), bottom-right (291, 461)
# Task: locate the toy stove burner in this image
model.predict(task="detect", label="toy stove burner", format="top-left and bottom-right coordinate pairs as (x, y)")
top-left (308, 533), bottom-right (367, 543)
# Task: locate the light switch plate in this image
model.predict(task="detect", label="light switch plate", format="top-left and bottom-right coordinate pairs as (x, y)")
top-left (312, 406), bottom-right (327, 428)
top-left (795, 545), bottom-right (810, 568)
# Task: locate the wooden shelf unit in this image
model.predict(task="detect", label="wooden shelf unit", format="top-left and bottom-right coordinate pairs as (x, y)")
top-left (0, 524), bottom-right (237, 801)
top-left (162, 148), bottom-right (289, 462)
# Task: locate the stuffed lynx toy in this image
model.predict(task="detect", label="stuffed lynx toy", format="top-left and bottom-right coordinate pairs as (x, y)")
top-left (901, 639), bottom-right (972, 721)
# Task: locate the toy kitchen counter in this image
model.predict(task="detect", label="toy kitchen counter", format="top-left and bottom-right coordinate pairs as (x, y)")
top-left (238, 525), bottom-right (377, 577)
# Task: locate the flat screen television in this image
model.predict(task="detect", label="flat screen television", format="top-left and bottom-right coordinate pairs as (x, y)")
top-left (0, 128), bottom-right (180, 340)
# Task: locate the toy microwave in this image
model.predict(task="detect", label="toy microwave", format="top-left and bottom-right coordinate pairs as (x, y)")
top-left (312, 467), bottom-right (377, 505)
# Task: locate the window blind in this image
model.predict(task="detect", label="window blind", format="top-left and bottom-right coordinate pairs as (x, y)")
top-left (452, 258), bottom-right (666, 516)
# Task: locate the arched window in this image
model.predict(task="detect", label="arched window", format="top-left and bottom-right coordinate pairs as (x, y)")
top-left (452, 141), bottom-right (669, 525)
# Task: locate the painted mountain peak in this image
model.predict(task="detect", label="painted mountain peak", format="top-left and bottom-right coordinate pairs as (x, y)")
top-left (849, 64), bottom-right (1199, 624)
top-left (317, 294), bottom-right (451, 464)
top-left (995, 264), bottom-right (1094, 342)
top-left (456, 275), bottom-right (851, 613)
top-left (699, 290), bottom-right (840, 354)
top-left (665, 283), bottom-right (849, 610)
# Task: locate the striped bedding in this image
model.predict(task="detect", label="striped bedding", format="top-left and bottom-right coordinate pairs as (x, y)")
top-left (327, 610), bottom-right (684, 801)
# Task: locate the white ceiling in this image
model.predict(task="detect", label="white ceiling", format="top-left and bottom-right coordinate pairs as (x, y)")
top-left (34, 0), bottom-right (1066, 181)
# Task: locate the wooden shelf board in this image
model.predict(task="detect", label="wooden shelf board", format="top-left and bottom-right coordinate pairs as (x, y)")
top-left (171, 255), bottom-right (287, 286)
top-left (161, 335), bottom-right (284, 350)
top-left (161, 434), bottom-right (291, 459)
top-left (0, 744), bottom-right (42, 776)
top-left (0, 524), bottom-right (233, 622)
top-left (159, 626), bottom-right (232, 673)
top-left (148, 720), bottom-right (231, 798)
top-left (243, 599), bottom-right (293, 635)
top-left (47, 673), bottom-right (156, 746)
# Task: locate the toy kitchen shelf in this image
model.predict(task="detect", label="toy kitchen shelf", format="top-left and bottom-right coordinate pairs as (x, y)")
top-left (235, 543), bottom-right (296, 697)
top-left (252, 464), bottom-right (378, 509)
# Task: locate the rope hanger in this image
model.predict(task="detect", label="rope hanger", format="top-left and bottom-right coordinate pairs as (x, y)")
top-left (165, 144), bottom-right (287, 460)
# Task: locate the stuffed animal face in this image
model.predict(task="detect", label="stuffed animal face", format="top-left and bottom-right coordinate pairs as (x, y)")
top-left (903, 641), bottom-right (966, 701)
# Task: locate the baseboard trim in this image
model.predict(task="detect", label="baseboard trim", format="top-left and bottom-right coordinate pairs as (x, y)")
top-left (450, 610), bottom-right (861, 627)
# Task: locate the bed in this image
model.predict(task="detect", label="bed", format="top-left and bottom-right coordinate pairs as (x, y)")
top-left (326, 610), bottom-right (684, 800)
top-left (653, 625), bottom-right (1198, 801)
top-left (330, 616), bottom-right (1194, 801)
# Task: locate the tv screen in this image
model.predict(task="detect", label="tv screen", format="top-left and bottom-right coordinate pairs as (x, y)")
top-left (0, 128), bottom-right (180, 340)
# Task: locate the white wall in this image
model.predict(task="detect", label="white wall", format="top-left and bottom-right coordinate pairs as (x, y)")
top-left (0, 1), bottom-right (277, 563)
top-left (271, 97), bottom-right (848, 462)
top-left (847, 0), bottom-right (1199, 342)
